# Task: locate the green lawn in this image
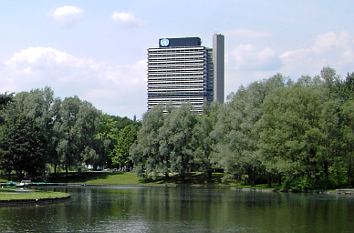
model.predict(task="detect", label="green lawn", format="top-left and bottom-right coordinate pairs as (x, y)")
top-left (3, 171), bottom-right (273, 188)
top-left (49, 172), bottom-right (142, 185)
top-left (49, 172), bottom-right (224, 185)
top-left (85, 172), bottom-right (141, 185)
top-left (0, 189), bottom-right (69, 201)
top-left (0, 178), bottom-right (7, 183)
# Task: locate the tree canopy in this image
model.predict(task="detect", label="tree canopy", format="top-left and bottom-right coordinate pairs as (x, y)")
top-left (131, 68), bottom-right (354, 190)
top-left (1, 68), bottom-right (353, 191)
top-left (0, 87), bottom-right (139, 179)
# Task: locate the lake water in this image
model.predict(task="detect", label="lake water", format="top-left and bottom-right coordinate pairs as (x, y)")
top-left (0, 186), bottom-right (353, 233)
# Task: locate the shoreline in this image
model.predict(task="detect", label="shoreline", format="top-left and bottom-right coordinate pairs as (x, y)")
top-left (0, 195), bottom-right (70, 207)
top-left (24, 182), bottom-right (354, 196)
top-left (0, 188), bottom-right (71, 207)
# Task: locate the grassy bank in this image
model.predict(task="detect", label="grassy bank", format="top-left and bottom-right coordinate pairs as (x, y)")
top-left (85, 172), bottom-right (140, 185)
top-left (48, 171), bottom-right (225, 186)
top-left (49, 172), bottom-right (141, 185)
top-left (2, 172), bottom-right (338, 193)
top-left (1, 172), bottom-right (290, 191)
top-left (0, 188), bottom-right (69, 201)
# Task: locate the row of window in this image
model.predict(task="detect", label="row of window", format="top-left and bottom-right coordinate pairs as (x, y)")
top-left (149, 73), bottom-right (205, 76)
top-left (148, 84), bottom-right (205, 88)
top-left (148, 61), bottom-right (205, 66)
top-left (148, 84), bottom-right (206, 88)
top-left (148, 65), bottom-right (205, 69)
top-left (148, 76), bottom-right (209, 79)
top-left (148, 93), bottom-right (207, 98)
top-left (148, 74), bottom-right (210, 77)
top-left (148, 56), bottom-right (206, 60)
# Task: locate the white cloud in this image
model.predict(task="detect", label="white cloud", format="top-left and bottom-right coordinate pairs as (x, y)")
top-left (225, 29), bottom-right (271, 39)
top-left (111, 11), bottom-right (143, 26)
top-left (225, 31), bottom-right (354, 96)
top-left (227, 44), bottom-right (280, 71)
top-left (225, 44), bottom-right (281, 96)
top-left (280, 32), bottom-right (354, 77)
top-left (51, 5), bottom-right (83, 26)
top-left (3, 32), bottom-right (353, 117)
top-left (5, 47), bottom-right (88, 69)
top-left (1, 47), bottom-right (146, 118)
top-left (225, 68), bottom-right (276, 98)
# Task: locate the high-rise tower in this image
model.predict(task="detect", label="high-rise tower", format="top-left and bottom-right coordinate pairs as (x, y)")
top-left (213, 34), bottom-right (224, 103)
top-left (147, 34), bottom-right (224, 112)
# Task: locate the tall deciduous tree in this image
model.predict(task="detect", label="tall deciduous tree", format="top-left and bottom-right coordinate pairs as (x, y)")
top-left (110, 124), bottom-right (138, 170)
top-left (160, 105), bottom-right (197, 181)
top-left (0, 88), bottom-right (54, 179)
top-left (130, 107), bottom-right (165, 178)
top-left (56, 96), bottom-right (102, 173)
top-left (2, 117), bottom-right (46, 179)
top-left (212, 75), bottom-right (286, 185)
top-left (192, 103), bottom-right (219, 181)
top-left (260, 76), bottom-right (335, 189)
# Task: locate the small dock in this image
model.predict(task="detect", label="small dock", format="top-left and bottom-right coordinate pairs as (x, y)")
top-left (1, 182), bottom-right (86, 187)
top-left (336, 189), bottom-right (354, 195)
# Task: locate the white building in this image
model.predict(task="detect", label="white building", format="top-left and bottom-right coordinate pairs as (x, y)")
top-left (147, 34), bottom-right (224, 112)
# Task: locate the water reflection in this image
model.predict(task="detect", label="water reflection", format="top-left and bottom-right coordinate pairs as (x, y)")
top-left (0, 186), bottom-right (353, 233)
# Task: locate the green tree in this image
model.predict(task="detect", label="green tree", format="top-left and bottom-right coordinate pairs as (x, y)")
top-left (159, 105), bottom-right (197, 181)
top-left (130, 107), bottom-right (165, 178)
top-left (341, 99), bottom-right (354, 185)
top-left (0, 88), bottom-right (55, 179)
top-left (2, 116), bottom-right (46, 179)
top-left (55, 96), bottom-right (102, 173)
top-left (192, 103), bottom-right (219, 181)
top-left (212, 75), bottom-right (286, 185)
top-left (260, 78), bottom-right (331, 190)
top-left (0, 93), bottom-right (13, 178)
top-left (110, 124), bottom-right (138, 170)
top-left (96, 114), bottom-right (139, 168)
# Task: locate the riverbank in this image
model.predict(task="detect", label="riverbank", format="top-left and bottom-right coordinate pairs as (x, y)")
top-left (2, 172), bottom-right (353, 195)
top-left (45, 172), bottom-right (352, 194)
top-left (48, 172), bottom-right (141, 185)
top-left (47, 171), bottom-right (223, 186)
top-left (0, 188), bottom-right (70, 206)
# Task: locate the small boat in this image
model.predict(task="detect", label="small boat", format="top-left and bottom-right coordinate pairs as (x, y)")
top-left (3, 181), bottom-right (17, 187)
top-left (16, 180), bottom-right (32, 187)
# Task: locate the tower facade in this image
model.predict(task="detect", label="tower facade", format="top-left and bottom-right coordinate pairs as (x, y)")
top-left (147, 34), bottom-right (224, 112)
top-left (213, 34), bottom-right (224, 103)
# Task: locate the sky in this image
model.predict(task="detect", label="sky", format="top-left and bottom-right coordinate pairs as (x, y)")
top-left (1, 0), bottom-right (354, 119)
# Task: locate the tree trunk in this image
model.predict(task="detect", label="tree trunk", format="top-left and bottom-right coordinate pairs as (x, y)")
top-left (249, 168), bottom-right (256, 187)
top-left (323, 161), bottom-right (329, 181)
top-left (267, 172), bottom-right (272, 188)
top-left (323, 161), bottom-right (329, 189)
top-left (181, 170), bottom-right (186, 182)
top-left (65, 165), bottom-right (68, 177)
top-left (207, 169), bottom-right (212, 183)
top-left (16, 170), bottom-right (24, 181)
top-left (7, 170), bottom-right (11, 181)
top-left (348, 156), bottom-right (353, 186)
top-left (278, 174), bottom-right (282, 186)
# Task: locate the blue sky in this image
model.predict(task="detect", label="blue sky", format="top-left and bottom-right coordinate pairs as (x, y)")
top-left (1, 0), bottom-right (354, 118)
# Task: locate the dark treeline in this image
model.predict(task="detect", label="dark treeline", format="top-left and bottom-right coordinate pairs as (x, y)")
top-left (1, 67), bottom-right (353, 190)
top-left (131, 68), bottom-right (354, 190)
top-left (0, 88), bottom-right (139, 180)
